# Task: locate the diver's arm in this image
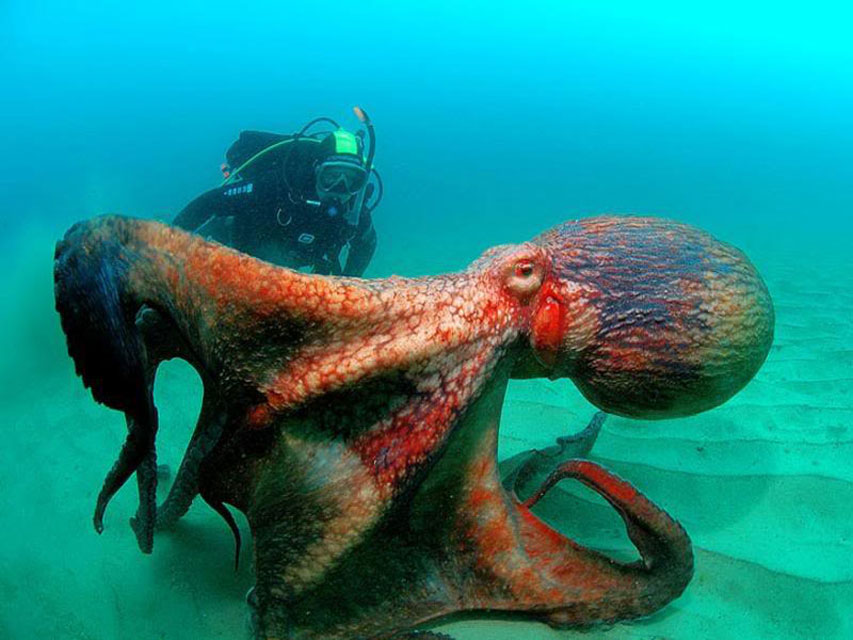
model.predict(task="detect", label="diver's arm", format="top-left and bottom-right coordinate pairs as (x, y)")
top-left (173, 188), bottom-right (231, 232)
top-left (342, 212), bottom-right (377, 277)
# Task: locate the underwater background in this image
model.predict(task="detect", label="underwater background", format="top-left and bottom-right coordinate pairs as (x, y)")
top-left (1, 1), bottom-right (851, 638)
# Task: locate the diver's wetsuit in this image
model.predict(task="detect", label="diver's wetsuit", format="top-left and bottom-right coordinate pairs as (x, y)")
top-left (174, 132), bottom-right (377, 276)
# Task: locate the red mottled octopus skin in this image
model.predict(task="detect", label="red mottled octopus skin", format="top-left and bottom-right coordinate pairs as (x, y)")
top-left (54, 215), bottom-right (773, 639)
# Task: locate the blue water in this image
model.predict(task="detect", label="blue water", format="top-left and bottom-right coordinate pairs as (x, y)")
top-left (2, 2), bottom-right (851, 639)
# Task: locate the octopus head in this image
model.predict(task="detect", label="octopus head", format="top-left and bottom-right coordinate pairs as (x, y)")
top-left (516, 217), bottom-right (775, 419)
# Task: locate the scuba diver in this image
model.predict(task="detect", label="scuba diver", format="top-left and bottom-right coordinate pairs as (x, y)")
top-left (174, 107), bottom-right (382, 276)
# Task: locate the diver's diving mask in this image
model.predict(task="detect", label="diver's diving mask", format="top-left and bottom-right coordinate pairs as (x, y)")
top-left (315, 158), bottom-right (368, 200)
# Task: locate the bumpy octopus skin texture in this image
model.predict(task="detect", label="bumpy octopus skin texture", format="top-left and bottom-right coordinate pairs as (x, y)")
top-left (54, 215), bottom-right (774, 640)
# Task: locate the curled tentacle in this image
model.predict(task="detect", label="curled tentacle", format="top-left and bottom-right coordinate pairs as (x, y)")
top-left (500, 411), bottom-right (606, 500)
top-left (522, 459), bottom-right (693, 624)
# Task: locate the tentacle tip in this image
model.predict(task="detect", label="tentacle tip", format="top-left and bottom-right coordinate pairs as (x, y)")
top-left (129, 516), bottom-right (154, 554)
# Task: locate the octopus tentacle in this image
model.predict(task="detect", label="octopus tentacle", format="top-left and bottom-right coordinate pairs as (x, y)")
top-left (154, 392), bottom-right (226, 530)
top-left (129, 440), bottom-right (158, 553)
top-left (93, 406), bottom-right (158, 536)
top-left (53, 224), bottom-right (160, 538)
top-left (520, 458), bottom-right (693, 624)
top-left (200, 493), bottom-right (242, 571)
top-left (500, 411), bottom-right (606, 500)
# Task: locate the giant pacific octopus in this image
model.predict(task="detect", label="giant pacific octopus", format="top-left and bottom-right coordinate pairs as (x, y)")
top-left (54, 214), bottom-right (774, 639)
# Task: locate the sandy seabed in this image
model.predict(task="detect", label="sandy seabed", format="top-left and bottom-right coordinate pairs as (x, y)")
top-left (1, 231), bottom-right (850, 640)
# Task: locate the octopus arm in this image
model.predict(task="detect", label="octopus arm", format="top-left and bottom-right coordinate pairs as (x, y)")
top-left (499, 411), bottom-right (606, 500)
top-left (53, 216), bottom-right (362, 548)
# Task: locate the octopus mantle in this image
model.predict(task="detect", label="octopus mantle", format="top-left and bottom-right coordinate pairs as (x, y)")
top-left (54, 215), bottom-right (774, 639)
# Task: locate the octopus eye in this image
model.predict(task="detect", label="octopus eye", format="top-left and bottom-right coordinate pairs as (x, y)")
top-left (515, 262), bottom-right (535, 278)
top-left (505, 257), bottom-right (544, 299)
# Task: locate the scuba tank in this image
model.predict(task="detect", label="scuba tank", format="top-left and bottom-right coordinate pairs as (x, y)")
top-left (225, 131), bottom-right (290, 170)
top-left (220, 109), bottom-right (382, 218)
